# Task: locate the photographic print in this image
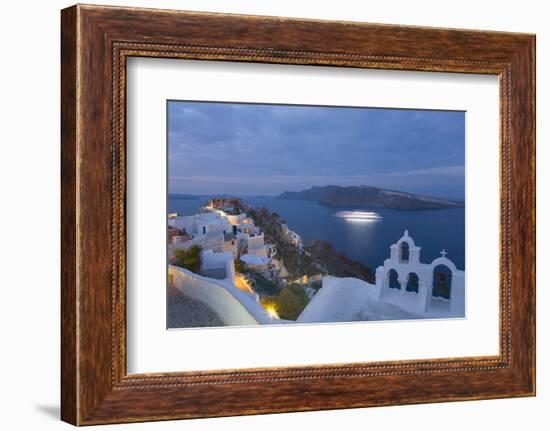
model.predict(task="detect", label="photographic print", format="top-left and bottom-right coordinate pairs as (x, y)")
top-left (167, 101), bottom-right (465, 329)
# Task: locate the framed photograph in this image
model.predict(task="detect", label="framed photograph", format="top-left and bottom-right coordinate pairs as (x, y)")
top-left (61, 4), bottom-right (536, 425)
top-left (165, 100), bottom-right (466, 329)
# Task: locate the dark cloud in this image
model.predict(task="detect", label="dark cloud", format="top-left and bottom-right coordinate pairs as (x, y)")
top-left (168, 101), bottom-right (465, 200)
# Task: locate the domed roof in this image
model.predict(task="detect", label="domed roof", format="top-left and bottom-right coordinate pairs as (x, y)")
top-left (430, 250), bottom-right (458, 272)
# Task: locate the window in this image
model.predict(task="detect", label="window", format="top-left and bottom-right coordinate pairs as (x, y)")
top-left (432, 265), bottom-right (452, 299)
top-left (388, 269), bottom-right (400, 289)
top-left (406, 272), bottom-right (419, 293)
top-left (400, 242), bottom-right (410, 262)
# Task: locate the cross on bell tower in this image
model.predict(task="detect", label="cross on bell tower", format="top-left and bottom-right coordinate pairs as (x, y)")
top-left (440, 249), bottom-right (448, 258)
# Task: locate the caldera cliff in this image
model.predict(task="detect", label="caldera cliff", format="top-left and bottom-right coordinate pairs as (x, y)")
top-left (277, 185), bottom-right (463, 210)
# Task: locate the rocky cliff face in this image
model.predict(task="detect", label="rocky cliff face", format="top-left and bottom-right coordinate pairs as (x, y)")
top-left (278, 185), bottom-right (463, 210)
top-left (304, 240), bottom-right (375, 283)
top-left (246, 206), bottom-right (374, 283)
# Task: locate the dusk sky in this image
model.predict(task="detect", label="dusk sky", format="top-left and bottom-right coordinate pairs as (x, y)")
top-left (168, 101), bottom-right (465, 201)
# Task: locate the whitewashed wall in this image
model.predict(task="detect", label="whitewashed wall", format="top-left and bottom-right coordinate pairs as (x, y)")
top-left (169, 265), bottom-right (273, 325)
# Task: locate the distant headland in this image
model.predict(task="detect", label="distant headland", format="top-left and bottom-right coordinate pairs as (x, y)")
top-left (277, 185), bottom-right (463, 210)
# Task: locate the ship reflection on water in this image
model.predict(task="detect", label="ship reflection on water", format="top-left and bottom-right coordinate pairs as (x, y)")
top-left (334, 210), bottom-right (382, 223)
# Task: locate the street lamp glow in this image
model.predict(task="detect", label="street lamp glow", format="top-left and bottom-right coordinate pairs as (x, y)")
top-left (264, 304), bottom-right (279, 319)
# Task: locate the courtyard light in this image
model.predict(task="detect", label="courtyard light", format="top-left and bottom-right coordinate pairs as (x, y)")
top-left (264, 304), bottom-right (279, 320)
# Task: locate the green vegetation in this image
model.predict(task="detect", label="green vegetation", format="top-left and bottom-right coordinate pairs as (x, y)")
top-left (234, 258), bottom-right (245, 274)
top-left (173, 245), bottom-right (202, 273)
top-left (251, 274), bottom-right (280, 297)
top-left (261, 284), bottom-right (310, 321)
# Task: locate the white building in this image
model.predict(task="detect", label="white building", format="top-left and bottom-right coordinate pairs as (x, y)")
top-left (222, 232), bottom-right (238, 258)
top-left (168, 208), bottom-right (273, 272)
top-left (200, 249), bottom-right (236, 283)
top-left (240, 253), bottom-right (271, 269)
top-left (297, 230), bottom-right (465, 323)
top-left (282, 223), bottom-right (303, 248)
top-left (374, 230), bottom-right (465, 317)
top-left (169, 212), bottom-right (232, 238)
top-left (266, 243), bottom-right (277, 258)
top-left (246, 233), bottom-right (268, 257)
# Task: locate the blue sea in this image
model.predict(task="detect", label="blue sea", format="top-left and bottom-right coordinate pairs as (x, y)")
top-left (168, 196), bottom-right (465, 271)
